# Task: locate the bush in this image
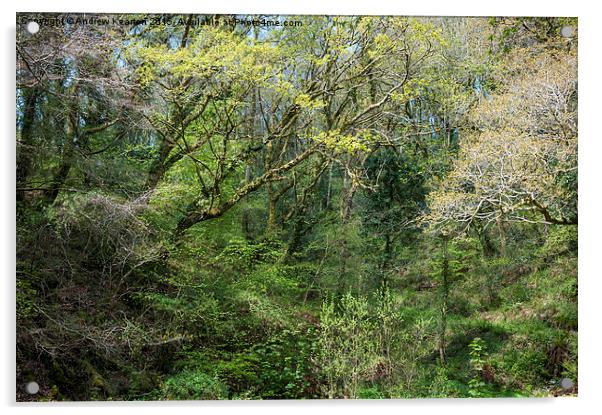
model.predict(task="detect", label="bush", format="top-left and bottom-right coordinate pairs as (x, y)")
top-left (249, 328), bottom-right (319, 398)
top-left (495, 345), bottom-right (549, 388)
top-left (315, 289), bottom-right (435, 398)
top-left (316, 293), bottom-right (381, 398)
top-left (160, 370), bottom-right (228, 400)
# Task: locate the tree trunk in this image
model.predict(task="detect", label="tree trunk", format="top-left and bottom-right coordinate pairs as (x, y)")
top-left (496, 214), bottom-right (507, 257)
top-left (16, 88), bottom-right (38, 203)
top-left (439, 236), bottom-right (449, 365)
top-left (337, 173), bottom-right (358, 294)
top-left (43, 106), bottom-right (77, 205)
top-left (241, 165), bottom-right (253, 239)
top-left (265, 141), bottom-right (277, 232)
top-left (324, 163), bottom-right (333, 210)
top-left (145, 139), bottom-right (176, 191)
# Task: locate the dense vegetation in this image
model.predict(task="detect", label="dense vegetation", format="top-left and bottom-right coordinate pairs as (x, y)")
top-left (16, 14), bottom-right (577, 400)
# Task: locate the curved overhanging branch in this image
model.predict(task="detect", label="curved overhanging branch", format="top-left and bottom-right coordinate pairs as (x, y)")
top-left (528, 198), bottom-right (577, 225)
top-left (174, 143), bottom-right (320, 235)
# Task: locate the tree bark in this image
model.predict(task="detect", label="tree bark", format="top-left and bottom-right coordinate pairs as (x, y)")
top-left (337, 173), bottom-right (358, 294)
top-left (16, 88), bottom-right (38, 203)
top-left (43, 106), bottom-right (78, 205)
top-left (439, 236), bottom-right (449, 366)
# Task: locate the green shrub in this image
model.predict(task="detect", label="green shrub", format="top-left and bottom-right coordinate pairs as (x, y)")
top-left (250, 328), bottom-right (319, 398)
top-left (160, 370), bottom-right (228, 400)
top-left (468, 337), bottom-right (487, 397)
top-left (357, 386), bottom-right (385, 399)
top-left (316, 293), bottom-right (381, 398)
top-left (496, 346), bottom-right (549, 388)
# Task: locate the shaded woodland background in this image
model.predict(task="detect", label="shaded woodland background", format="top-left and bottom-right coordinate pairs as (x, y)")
top-left (16, 14), bottom-right (577, 400)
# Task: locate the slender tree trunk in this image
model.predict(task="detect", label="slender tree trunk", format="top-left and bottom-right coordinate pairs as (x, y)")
top-left (243, 82), bottom-right (261, 237)
top-left (44, 105), bottom-right (78, 205)
top-left (16, 88), bottom-right (38, 203)
top-left (338, 173), bottom-right (358, 294)
top-left (478, 225), bottom-right (496, 258)
top-left (381, 233), bottom-right (392, 287)
top-left (284, 215), bottom-right (304, 261)
top-left (265, 141), bottom-right (277, 232)
top-left (325, 163), bottom-right (333, 210)
top-left (439, 236), bottom-right (449, 365)
top-left (241, 165), bottom-right (253, 239)
top-left (496, 214), bottom-right (507, 257)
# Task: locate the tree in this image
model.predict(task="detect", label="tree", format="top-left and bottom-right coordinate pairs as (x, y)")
top-left (427, 41), bottom-right (577, 231)
top-left (17, 14), bottom-right (135, 206)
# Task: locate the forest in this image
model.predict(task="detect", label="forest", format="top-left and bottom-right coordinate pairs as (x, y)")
top-left (16, 14), bottom-right (577, 400)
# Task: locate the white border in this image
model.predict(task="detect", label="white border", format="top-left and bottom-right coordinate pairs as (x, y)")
top-left (3, 1), bottom-right (601, 414)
